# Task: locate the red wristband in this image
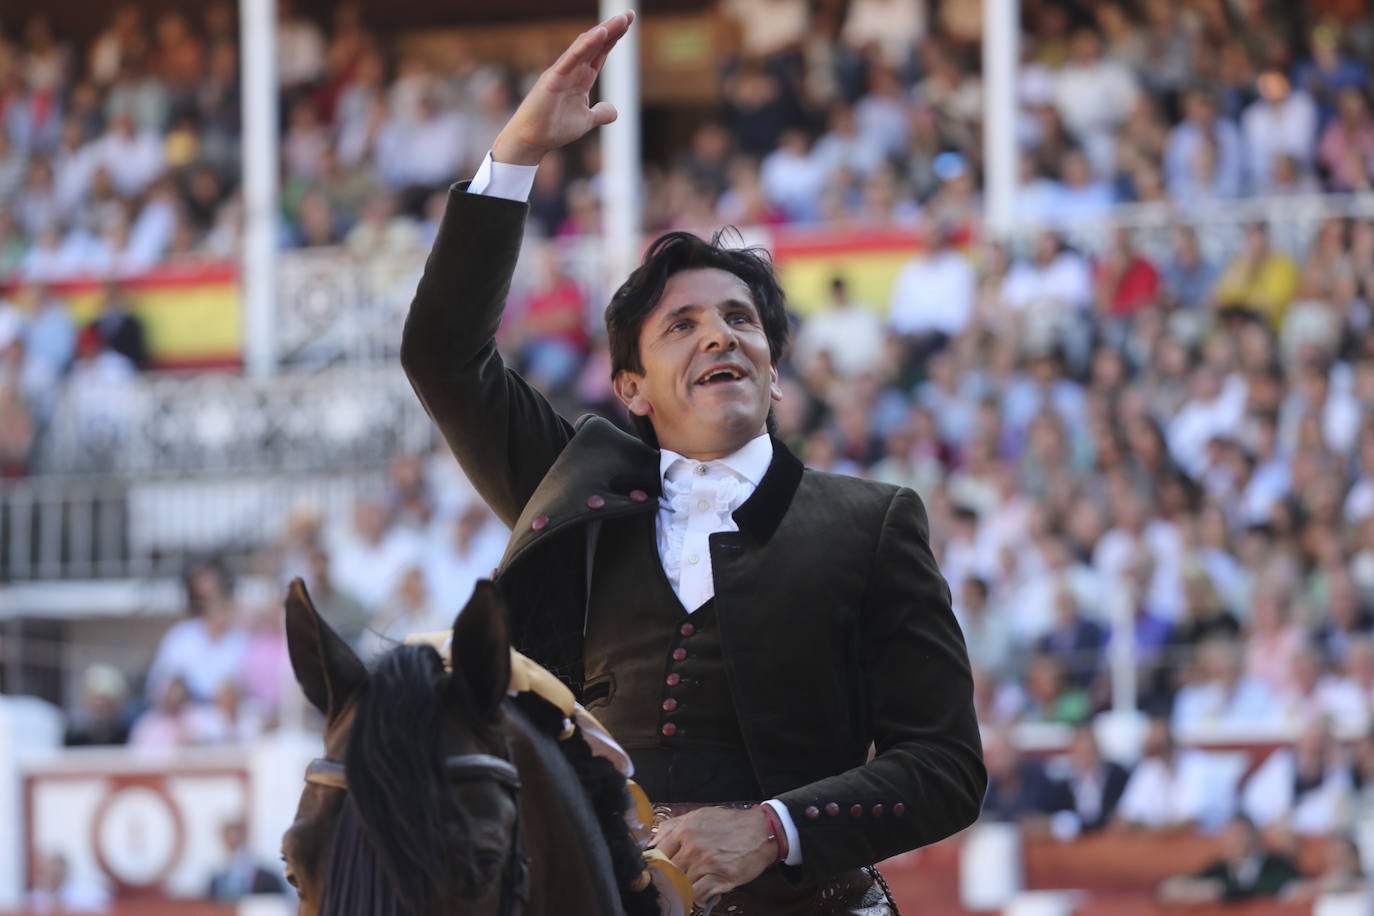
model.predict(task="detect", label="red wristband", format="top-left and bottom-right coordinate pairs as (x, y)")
top-left (760, 804), bottom-right (789, 863)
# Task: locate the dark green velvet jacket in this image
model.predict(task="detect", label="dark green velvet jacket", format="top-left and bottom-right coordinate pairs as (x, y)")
top-left (399, 184), bottom-right (986, 881)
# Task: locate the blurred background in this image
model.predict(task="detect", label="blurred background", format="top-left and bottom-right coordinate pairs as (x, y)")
top-left (1, 0), bottom-right (1374, 912)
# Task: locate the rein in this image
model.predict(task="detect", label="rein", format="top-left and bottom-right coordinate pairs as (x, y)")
top-left (305, 751), bottom-right (531, 916)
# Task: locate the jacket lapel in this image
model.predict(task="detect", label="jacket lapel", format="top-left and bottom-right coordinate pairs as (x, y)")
top-left (497, 425), bottom-right (806, 573)
top-left (497, 416), bottom-right (660, 573)
top-left (731, 436), bottom-right (804, 544)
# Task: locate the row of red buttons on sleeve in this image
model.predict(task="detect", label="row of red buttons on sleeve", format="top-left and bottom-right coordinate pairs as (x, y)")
top-left (803, 802), bottom-right (905, 819)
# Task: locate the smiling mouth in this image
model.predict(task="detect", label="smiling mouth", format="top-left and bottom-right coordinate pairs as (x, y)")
top-left (695, 367), bottom-right (747, 386)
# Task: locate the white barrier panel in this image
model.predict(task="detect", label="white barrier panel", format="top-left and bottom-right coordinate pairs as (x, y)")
top-left (246, 729), bottom-right (320, 868)
top-left (24, 748), bottom-right (249, 899)
top-left (0, 696), bottom-right (64, 908)
top-left (960, 822), bottom-right (1023, 910)
top-left (1003, 890), bottom-right (1082, 916)
top-left (1314, 891), bottom-right (1373, 916)
top-left (240, 894), bottom-right (295, 916)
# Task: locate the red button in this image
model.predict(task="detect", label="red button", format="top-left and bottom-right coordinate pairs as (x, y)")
top-left (850, 804), bottom-right (863, 819)
top-left (586, 494), bottom-right (606, 509)
top-left (804, 806), bottom-right (821, 820)
top-left (629, 489), bottom-right (649, 503)
top-left (825, 803), bottom-right (839, 817)
top-left (893, 803), bottom-right (906, 817)
top-left (531, 515), bottom-right (549, 531)
top-left (666, 673), bottom-right (681, 687)
top-left (679, 622), bottom-right (696, 637)
top-left (872, 804), bottom-right (884, 817)
top-left (660, 723), bottom-right (677, 737)
top-left (662, 698), bottom-right (678, 712)
top-left (672, 648), bottom-right (687, 662)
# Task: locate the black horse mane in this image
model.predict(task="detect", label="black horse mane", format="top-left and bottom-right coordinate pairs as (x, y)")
top-left (328, 644), bottom-right (482, 915)
top-left (320, 642), bottom-right (658, 916)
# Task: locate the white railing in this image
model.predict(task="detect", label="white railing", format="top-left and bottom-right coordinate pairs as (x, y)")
top-left (34, 364), bottom-right (434, 476)
top-left (2, 470), bottom-right (386, 583)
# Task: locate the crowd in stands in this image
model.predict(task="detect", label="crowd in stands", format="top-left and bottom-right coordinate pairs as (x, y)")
top-left (0, 0), bottom-right (1371, 270)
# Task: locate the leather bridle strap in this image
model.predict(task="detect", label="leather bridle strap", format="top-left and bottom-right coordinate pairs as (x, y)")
top-left (304, 751), bottom-right (530, 916)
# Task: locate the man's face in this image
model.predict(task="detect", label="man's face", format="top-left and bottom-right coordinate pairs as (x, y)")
top-left (615, 268), bottom-right (780, 459)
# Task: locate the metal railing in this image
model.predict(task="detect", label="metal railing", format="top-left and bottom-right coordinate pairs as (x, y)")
top-left (2, 470), bottom-right (387, 583)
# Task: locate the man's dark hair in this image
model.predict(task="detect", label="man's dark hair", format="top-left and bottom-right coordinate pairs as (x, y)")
top-left (604, 229), bottom-right (790, 446)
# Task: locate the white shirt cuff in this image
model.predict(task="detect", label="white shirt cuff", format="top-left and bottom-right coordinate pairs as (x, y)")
top-left (468, 152), bottom-right (539, 202)
top-left (763, 799), bottom-right (803, 865)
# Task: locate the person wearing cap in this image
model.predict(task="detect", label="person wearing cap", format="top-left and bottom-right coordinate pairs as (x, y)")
top-left (401, 14), bottom-right (983, 914)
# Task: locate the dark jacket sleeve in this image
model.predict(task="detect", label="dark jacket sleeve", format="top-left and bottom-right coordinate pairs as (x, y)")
top-left (400, 185), bottom-right (575, 527)
top-left (777, 487), bottom-right (986, 874)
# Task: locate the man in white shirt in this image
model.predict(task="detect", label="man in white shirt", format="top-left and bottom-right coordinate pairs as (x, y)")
top-left (399, 14), bottom-right (983, 912)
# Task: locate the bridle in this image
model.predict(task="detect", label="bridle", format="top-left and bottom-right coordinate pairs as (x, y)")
top-left (305, 751), bottom-right (531, 916)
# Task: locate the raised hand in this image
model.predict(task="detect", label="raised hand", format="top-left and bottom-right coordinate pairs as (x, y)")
top-left (490, 11), bottom-right (635, 166)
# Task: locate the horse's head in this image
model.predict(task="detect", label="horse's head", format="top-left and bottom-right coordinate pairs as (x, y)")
top-left (281, 578), bottom-right (519, 916)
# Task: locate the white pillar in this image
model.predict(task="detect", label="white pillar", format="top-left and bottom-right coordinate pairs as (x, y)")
top-left (982, 0), bottom-right (1019, 237)
top-left (598, 0), bottom-right (642, 289)
top-left (240, 0), bottom-right (280, 378)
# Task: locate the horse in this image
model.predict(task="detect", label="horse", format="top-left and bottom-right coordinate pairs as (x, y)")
top-left (280, 577), bottom-right (648, 916)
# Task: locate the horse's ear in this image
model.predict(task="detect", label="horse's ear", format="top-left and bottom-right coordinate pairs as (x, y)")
top-left (448, 580), bottom-right (511, 721)
top-left (285, 578), bottom-right (367, 723)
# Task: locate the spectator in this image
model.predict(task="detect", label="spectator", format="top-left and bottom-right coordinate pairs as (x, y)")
top-left (1045, 726), bottom-right (1130, 835)
top-left (361, 565), bottom-right (448, 658)
top-left (1156, 814), bottom-right (1300, 904)
top-left (206, 819), bottom-right (288, 899)
top-left (1279, 645), bottom-right (1369, 734)
top-left (1241, 69), bottom-right (1318, 193)
top-left (25, 852), bottom-right (108, 914)
top-left (63, 664), bottom-right (133, 747)
top-left (1165, 86), bottom-right (1245, 200)
top-left (423, 502), bottom-right (508, 615)
top-left (1243, 587), bottom-right (1308, 694)
top-left (145, 559), bottom-right (249, 704)
top-left (1316, 87), bottom-right (1374, 191)
top-left (980, 725), bottom-right (1060, 823)
top-left (791, 276), bottom-right (884, 381)
top-left (85, 282), bottom-right (147, 369)
top-left (328, 499), bottom-right (422, 612)
top-left (276, 0), bottom-right (326, 91)
top-left (1241, 717), bottom-right (1353, 836)
top-left (503, 245), bottom-right (589, 393)
top-left (886, 224), bottom-right (973, 369)
top-left (185, 679), bottom-right (264, 745)
top-left (955, 576), bottom-right (1014, 676)
top-left (1171, 637), bottom-right (1280, 736)
top-left (1114, 718), bottom-right (1241, 832)
top-left (129, 675), bottom-right (202, 751)
top-left (1213, 222), bottom-right (1300, 329)
top-left (1281, 834), bottom-right (1368, 903)
top-left (1160, 225), bottom-right (1219, 311)
top-left (1052, 27), bottom-right (1140, 177)
top-left (1093, 225), bottom-right (1160, 322)
top-left (1035, 584), bottom-right (1106, 689)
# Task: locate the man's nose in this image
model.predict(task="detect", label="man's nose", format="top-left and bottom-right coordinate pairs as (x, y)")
top-left (702, 315), bottom-right (738, 350)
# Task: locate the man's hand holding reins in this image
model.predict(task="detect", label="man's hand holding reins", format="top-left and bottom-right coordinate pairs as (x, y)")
top-left (490, 11), bottom-right (634, 166)
top-left (652, 806), bottom-right (781, 906)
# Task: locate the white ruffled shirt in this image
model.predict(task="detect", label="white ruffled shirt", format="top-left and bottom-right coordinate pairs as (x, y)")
top-left (657, 434), bottom-right (772, 612)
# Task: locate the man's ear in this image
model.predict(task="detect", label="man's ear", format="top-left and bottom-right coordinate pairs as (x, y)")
top-left (769, 364), bottom-right (783, 403)
top-left (613, 370), bottom-right (652, 418)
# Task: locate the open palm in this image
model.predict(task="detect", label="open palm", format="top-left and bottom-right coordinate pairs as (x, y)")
top-left (492, 12), bottom-right (635, 165)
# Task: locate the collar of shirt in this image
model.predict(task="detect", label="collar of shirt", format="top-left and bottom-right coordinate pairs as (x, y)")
top-left (659, 433), bottom-right (774, 488)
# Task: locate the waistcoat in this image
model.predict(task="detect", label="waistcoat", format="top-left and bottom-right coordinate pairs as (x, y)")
top-left (582, 511), bottom-right (761, 803)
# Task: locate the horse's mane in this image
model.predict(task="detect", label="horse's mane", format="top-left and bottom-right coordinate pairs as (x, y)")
top-left (320, 642), bottom-right (657, 916)
top-left (330, 644), bottom-right (487, 915)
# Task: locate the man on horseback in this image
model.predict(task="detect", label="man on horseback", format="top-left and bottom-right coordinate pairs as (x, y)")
top-left (400, 14), bottom-right (985, 913)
